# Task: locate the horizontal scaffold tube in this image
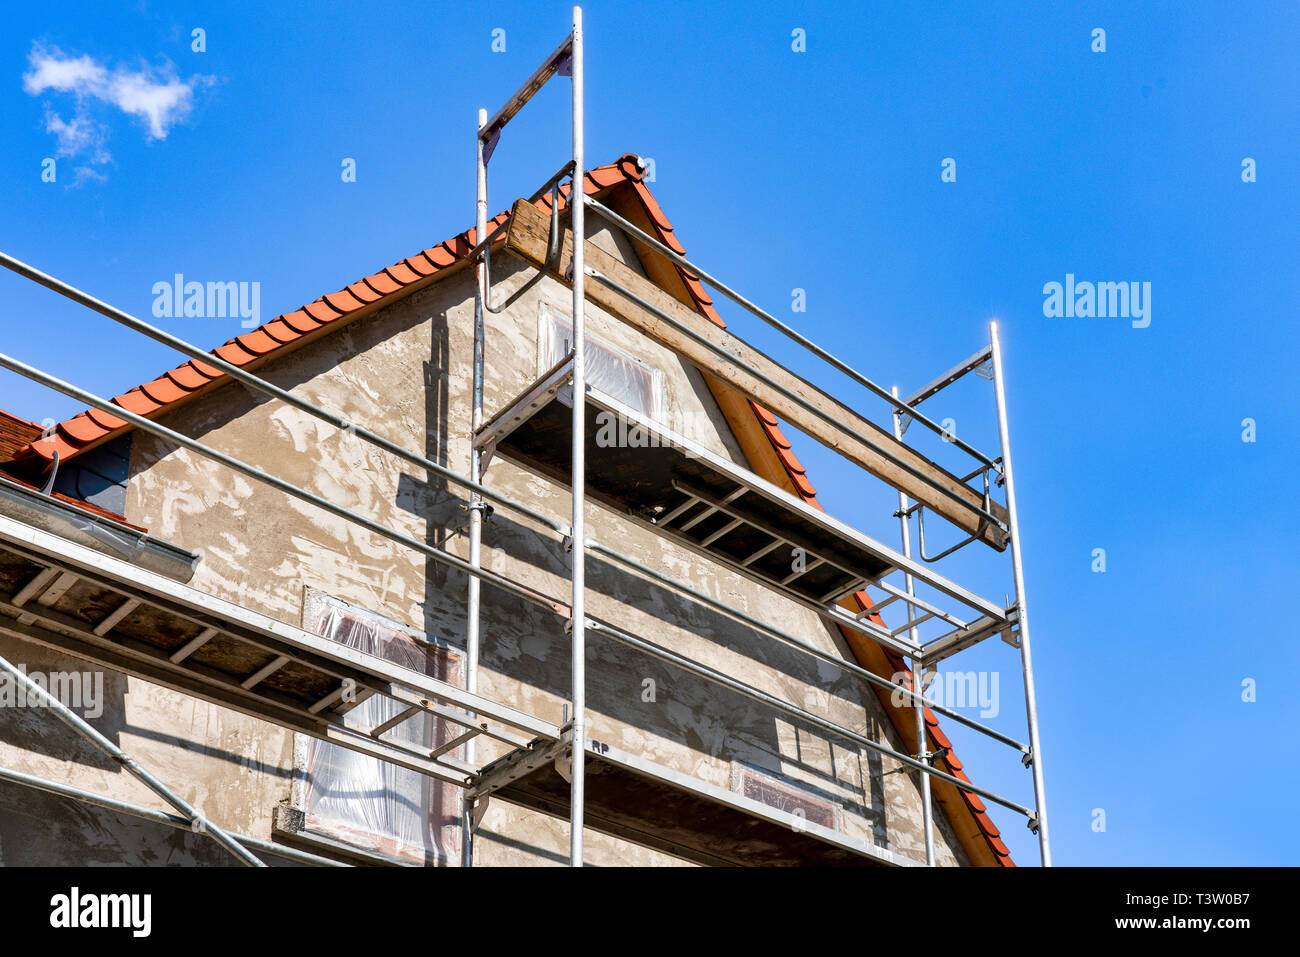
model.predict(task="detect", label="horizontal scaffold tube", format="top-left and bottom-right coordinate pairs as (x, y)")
top-left (585, 538), bottom-right (1027, 753)
top-left (0, 250), bottom-right (563, 536)
top-left (584, 618), bottom-right (1035, 819)
top-left (582, 196), bottom-right (1000, 470)
top-left (0, 765), bottom-right (345, 867)
top-left (2, 347), bottom-right (1021, 753)
top-left (583, 265), bottom-right (1006, 534)
top-left (0, 353), bottom-right (569, 621)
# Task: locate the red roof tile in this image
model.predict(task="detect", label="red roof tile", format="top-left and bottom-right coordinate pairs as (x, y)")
top-left (261, 320), bottom-right (301, 346)
top-left (139, 378), bottom-right (188, 406)
top-left (281, 309), bottom-right (324, 335)
top-left (87, 408), bottom-right (128, 431)
top-left (343, 282), bottom-right (381, 304)
top-left (236, 329), bottom-right (282, 357)
top-left (302, 300), bottom-right (343, 324)
top-left (62, 414), bottom-right (107, 444)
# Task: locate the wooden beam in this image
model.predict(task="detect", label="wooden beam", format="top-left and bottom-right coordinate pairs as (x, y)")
top-left (505, 198), bottom-right (1009, 550)
top-left (600, 189), bottom-right (805, 504)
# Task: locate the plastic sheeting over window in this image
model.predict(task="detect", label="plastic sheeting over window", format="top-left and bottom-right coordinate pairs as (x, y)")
top-left (304, 601), bottom-right (463, 865)
top-left (541, 310), bottom-right (663, 420)
top-left (733, 765), bottom-right (841, 831)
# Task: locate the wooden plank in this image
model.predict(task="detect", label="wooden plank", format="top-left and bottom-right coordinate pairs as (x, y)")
top-left (505, 199), bottom-right (1009, 549)
top-left (597, 192), bottom-right (804, 504)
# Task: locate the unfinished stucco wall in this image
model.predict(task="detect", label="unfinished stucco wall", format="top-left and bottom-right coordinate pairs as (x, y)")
top-left (0, 219), bottom-right (969, 866)
top-left (0, 633), bottom-right (304, 865)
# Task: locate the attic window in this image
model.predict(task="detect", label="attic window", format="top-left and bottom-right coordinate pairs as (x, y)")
top-left (732, 764), bottom-right (841, 831)
top-left (302, 597), bottom-right (463, 865)
top-left (540, 308), bottom-right (663, 420)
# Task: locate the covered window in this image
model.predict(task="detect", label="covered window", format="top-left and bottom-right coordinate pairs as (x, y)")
top-left (302, 597), bottom-right (463, 865)
top-left (733, 764), bottom-right (840, 831)
top-left (540, 308), bottom-right (664, 420)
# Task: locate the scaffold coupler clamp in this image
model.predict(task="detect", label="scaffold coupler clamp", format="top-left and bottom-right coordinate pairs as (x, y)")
top-left (1027, 811), bottom-right (1040, 834)
top-left (921, 744), bottom-right (950, 767)
top-left (463, 500), bottom-right (494, 521)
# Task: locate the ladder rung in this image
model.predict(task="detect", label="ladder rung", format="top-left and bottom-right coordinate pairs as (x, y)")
top-left (309, 683), bottom-right (351, 715)
top-left (700, 517), bottom-right (744, 548)
top-left (679, 487), bottom-right (748, 533)
top-left (891, 611), bottom-right (936, 637)
top-left (873, 580), bottom-right (968, 631)
top-left (369, 705), bottom-right (422, 739)
top-left (430, 727), bottom-right (481, 759)
top-left (93, 597), bottom-right (140, 636)
top-left (742, 537), bottom-right (785, 567)
top-left (12, 567), bottom-right (59, 607)
top-left (170, 627), bottom-right (219, 664)
top-left (656, 496), bottom-right (700, 527)
top-left (241, 654), bottom-right (290, 690)
top-left (820, 578), bottom-right (865, 603)
top-left (781, 557), bottom-right (824, 585)
top-left (859, 593), bottom-right (901, 620)
top-left (37, 571), bottom-right (80, 607)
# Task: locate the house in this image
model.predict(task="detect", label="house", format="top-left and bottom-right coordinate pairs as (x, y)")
top-left (0, 155), bottom-right (1013, 866)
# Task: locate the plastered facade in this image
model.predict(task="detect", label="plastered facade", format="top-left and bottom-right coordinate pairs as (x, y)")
top-left (0, 221), bottom-right (970, 866)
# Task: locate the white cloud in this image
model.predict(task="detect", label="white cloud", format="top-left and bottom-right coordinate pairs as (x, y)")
top-left (22, 43), bottom-right (215, 177)
top-left (22, 50), bottom-right (107, 95)
top-left (71, 166), bottom-right (108, 187)
top-left (105, 69), bottom-right (202, 139)
top-left (44, 111), bottom-right (110, 162)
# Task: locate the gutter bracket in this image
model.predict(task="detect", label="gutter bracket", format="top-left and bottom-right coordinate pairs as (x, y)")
top-left (39, 450), bottom-right (60, 497)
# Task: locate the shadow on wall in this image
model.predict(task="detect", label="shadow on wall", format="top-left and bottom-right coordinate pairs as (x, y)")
top-left (405, 299), bottom-right (894, 847)
top-left (0, 778), bottom-right (308, 866)
top-left (0, 637), bottom-right (129, 769)
top-left (104, 269), bottom-right (897, 851)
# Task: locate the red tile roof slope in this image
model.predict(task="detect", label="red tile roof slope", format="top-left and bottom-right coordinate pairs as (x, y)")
top-left (868, 609), bottom-right (1016, 866)
top-left (5, 153), bottom-right (1011, 865)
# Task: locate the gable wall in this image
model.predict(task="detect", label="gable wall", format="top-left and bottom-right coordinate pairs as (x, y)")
top-left (0, 221), bottom-right (971, 866)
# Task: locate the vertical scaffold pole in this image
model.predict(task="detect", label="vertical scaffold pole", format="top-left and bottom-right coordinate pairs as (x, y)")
top-left (463, 106), bottom-right (490, 868)
top-left (892, 386), bottom-right (936, 866)
top-left (568, 4), bottom-right (587, 867)
top-left (989, 321), bottom-right (1051, 866)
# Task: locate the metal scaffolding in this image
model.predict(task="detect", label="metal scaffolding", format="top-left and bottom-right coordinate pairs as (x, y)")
top-left (0, 6), bottom-right (1049, 867)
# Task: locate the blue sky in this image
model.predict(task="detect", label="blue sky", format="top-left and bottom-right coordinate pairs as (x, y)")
top-left (1, 1), bottom-right (1296, 865)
